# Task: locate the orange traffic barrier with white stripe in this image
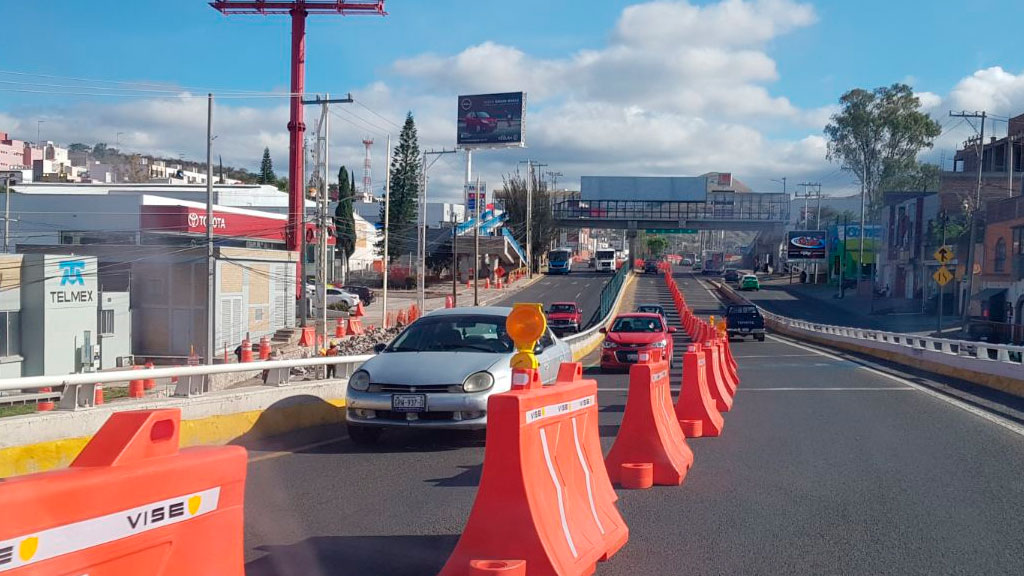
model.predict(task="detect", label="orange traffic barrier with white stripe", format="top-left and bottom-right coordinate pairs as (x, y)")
top-left (703, 339), bottom-right (735, 400)
top-left (675, 343), bottom-right (725, 437)
top-left (0, 408), bottom-right (246, 575)
top-left (605, 349), bottom-right (693, 487)
top-left (440, 305), bottom-right (628, 576)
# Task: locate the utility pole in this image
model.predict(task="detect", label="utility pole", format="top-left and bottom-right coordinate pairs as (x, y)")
top-left (2, 173), bottom-right (11, 253)
top-left (382, 134), bottom-right (392, 328)
top-left (474, 175), bottom-right (481, 306)
top-left (205, 94), bottom-right (215, 365)
top-left (451, 211), bottom-right (458, 307)
top-left (519, 160), bottom-right (547, 277)
top-left (797, 182), bottom-right (823, 282)
top-left (419, 147), bottom-right (457, 311)
top-left (950, 110), bottom-right (986, 332)
top-left (937, 211), bottom-right (948, 334)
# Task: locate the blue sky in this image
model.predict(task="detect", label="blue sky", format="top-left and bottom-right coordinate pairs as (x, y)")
top-left (3, 0), bottom-right (1024, 198)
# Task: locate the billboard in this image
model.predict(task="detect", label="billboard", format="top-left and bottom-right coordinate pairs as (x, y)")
top-left (787, 230), bottom-right (827, 260)
top-left (457, 92), bottom-right (526, 148)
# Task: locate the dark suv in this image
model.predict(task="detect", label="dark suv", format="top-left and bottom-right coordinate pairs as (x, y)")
top-left (342, 285), bottom-right (375, 305)
top-left (723, 269), bottom-right (741, 283)
top-left (644, 259), bottom-right (660, 274)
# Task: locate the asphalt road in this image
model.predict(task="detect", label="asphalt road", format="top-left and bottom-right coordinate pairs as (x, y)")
top-left (492, 269), bottom-right (616, 329)
top-left (240, 269), bottom-right (1024, 576)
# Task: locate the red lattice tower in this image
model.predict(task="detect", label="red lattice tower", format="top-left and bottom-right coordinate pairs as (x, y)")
top-left (361, 137), bottom-right (373, 197)
top-left (210, 1), bottom-right (387, 252)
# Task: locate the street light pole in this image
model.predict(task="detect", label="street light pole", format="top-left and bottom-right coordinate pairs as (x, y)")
top-left (382, 134), bottom-right (392, 328)
top-left (205, 94), bottom-right (215, 365)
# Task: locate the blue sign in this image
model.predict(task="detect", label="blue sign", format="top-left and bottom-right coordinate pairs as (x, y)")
top-left (59, 260), bottom-right (86, 286)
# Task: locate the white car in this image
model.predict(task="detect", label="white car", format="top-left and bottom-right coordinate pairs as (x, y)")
top-left (326, 287), bottom-right (360, 308)
top-left (345, 307), bottom-right (574, 443)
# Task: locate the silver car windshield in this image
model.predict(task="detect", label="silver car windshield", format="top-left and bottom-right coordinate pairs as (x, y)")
top-left (387, 315), bottom-right (514, 354)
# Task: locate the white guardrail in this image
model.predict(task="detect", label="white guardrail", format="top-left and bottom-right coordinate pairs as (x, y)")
top-left (0, 271), bottom-right (634, 411)
top-left (712, 281), bottom-right (1024, 382)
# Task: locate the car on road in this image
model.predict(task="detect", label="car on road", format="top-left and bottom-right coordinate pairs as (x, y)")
top-left (326, 287), bottom-right (361, 308)
top-left (344, 307), bottom-right (573, 443)
top-left (546, 302), bottom-right (583, 333)
top-left (341, 285), bottom-right (375, 305)
top-left (739, 274), bottom-right (760, 291)
top-left (635, 304), bottom-right (667, 323)
top-left (723, 269), bottom-right (741, 283)
top-left (599, 313), bottom-right (677, 372)
top-left (463, 111), bottom-right (498, 133)
top-left (725, 304), bottom-right (765, 341)
top-left (643, 259), bottom-right (660, 274)
top-left (692, 262), bottom-right (703, 273)
top-left (682, 258), bottom-right (693, 266)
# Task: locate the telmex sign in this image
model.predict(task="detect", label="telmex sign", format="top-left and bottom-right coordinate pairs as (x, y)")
top-left (50, 259), bottom-right (95, 306)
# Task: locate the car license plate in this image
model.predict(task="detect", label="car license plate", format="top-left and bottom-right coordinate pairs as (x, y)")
top-left (626, 353), bottom-right (638, 362)
top-left (392, 394), bottom-right (426, 412)
top-left (740, 328), bottom-right (750, 333)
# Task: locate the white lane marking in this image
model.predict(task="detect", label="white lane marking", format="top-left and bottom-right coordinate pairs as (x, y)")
top-left (767, 334), bottom-right (1024, 438)
top-left (539, 427), bottom-right (578, 558)
top-left (571, 417), bottom-right (604, 534)
top-left (733, 354), bottom-right (821, 359)
top-left (741, 387), bottom-right (915, 391)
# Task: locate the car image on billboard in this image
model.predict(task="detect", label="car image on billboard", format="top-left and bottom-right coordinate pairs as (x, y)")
top-left (457, 92), bottom-right (525, 148)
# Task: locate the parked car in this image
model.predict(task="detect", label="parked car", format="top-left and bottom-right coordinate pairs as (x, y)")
top-left (326, 287), bottom-right (360, 308)
top-left (599, 313), bottom-right (677, 372)
top-left (635, 304), bottom-right (667, 323)
top-left (463, 111), bottom-right (498, 133)
top-left (739, 274), bottom-right (760, 291)
top-left (344, 307), bottom-right (573, 443)
top-left (644, 259), bottom-right (660, 274)
top-left (723, 269), bottom-right (741, 283)
top-left (682, 258), bottom-right (693, 266)
top-left (342, 285), bottom-right (375, 305)
top-left (692, 262), bottom-right (703, 273)
top-left (725, 304), bottom-right (765, 341)
top-left (546, 302), bottom-right (583, 333)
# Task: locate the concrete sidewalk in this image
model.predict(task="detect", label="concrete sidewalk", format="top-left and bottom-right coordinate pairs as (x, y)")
top-left (744, 275), bottom-right (961, 335)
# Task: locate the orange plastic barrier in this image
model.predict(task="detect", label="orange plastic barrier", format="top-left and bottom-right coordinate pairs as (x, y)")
top-left (605, 351), bottom-right (693, 486)
top-left (94, 383), bottom-right (104, 406)
top-left (128, 367), bottom-right (145, 399)
top-left (258, 336), bottom-right (271, 360)
top-left (484, 278), bottom-right (491, 289)
top-left (470, 560), bottom-right (526, 575)
top-left (721, 336), bottom-right (740, 384)
top-left (298, 326), bottom-right (316, 347)
top-left (714, 337), bottom-right (739, 393)
top-left (0, 408), bottom-right (247, 575)
top-left (396, 309), bottom-right (408, 326)
top-left (36, 387), bottom-right (55, 412)
top-left (239, 337), bottom-right (253, 363)
top-left (353, 301), bottom-right (366, 318)
top-left (348, 316), bottom-right (365, 336)
top-left (675, 344), bottom-right (725, 436)
top-left (439, 363), bottom-right (628, 576)
top-left (704, 340), bottom-right (735, 399)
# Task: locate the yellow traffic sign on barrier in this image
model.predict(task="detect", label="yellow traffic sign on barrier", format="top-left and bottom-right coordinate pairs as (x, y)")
top-left (933, 266), bottom-right (953, 286)
top-left (933, 245), bottom-right (954, 264)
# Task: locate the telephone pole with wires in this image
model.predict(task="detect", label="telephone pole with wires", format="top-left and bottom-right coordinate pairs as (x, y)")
top-left (419, 147), bottom-right (457, 311)
top-left (949, 110), bottom-right (986, 333)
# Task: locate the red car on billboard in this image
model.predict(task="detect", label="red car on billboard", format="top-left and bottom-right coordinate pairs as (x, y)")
top-left (463, 111), bottom-right (498, 134)
top-left (599, 313), bottom-right (676, 372)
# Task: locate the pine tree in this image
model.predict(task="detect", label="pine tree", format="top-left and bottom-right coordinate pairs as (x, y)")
top-left (258, 147), bottom-right (275, 185)
top-left (376, 113), bottom-right (421, 263)
top-left (335, 166), bottom-right (357, 275)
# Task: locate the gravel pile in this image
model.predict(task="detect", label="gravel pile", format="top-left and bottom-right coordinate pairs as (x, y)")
top-left (335, 325), bottom-right (403, 356)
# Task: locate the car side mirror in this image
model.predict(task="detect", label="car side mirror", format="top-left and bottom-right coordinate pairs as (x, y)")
top-left (373, 343), bottom-right (387, 354)
top-left (668, 327), bottom-right (678, 333)
top-left (599, 327), bottom-right (607, 334)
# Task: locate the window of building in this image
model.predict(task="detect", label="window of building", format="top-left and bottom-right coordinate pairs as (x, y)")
top-left (994, 238), bottom-right (1007, 273)
top-left (98, 309), bottom-right (115, 335)
top-left (0, 311), bottom-right (21, 357)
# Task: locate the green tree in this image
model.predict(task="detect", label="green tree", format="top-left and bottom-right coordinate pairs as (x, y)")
top-left (646, 235), bottom-right (669, 257)
top-left (500, 169), bottom-right (555, 272)
top-left (68, 143), bottom-right (90, 154)
top-left (881, 161), bottom-right (941, 192)
top-left (258, 147), bottom-right (275, 185)
top-left (376, 113), bottom-right (421, 263)
top-left (824, 83), bottom-right (942, 210)
top-left (334, 166), bottom-right (357, 276)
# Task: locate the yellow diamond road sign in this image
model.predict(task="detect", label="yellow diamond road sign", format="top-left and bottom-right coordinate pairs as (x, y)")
top-left (934, 245), bottom-right (954, 264)
top-left (933, 266), bottom-right (953, 286)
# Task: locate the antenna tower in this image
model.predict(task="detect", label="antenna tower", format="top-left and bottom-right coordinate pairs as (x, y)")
top-left (362, 138), bottom-right (374, 197)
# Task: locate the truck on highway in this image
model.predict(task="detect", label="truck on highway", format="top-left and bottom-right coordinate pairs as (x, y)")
top-left (595, 248), bottom-right (617, 273)
top-left (546, 248), bottom-right (573, 275)
top-left (702, 250), bottom-right (725, 276)
top-left (725, 303), bottom-right (765, 341)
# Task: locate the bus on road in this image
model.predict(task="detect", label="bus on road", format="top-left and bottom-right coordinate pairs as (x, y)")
top-left (547, 248), bottom-right (573, 274)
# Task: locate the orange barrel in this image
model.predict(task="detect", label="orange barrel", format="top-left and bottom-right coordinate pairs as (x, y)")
top-left (128, 365), bottom-right (145, 398)
top-left (143, 361), bottom-right (157, 390)
top-left (37, 387), bottom-right (55, 412)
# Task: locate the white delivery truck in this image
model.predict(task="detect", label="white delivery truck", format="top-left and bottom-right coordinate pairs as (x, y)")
top-left (595, 249), bottom-right (617, 273)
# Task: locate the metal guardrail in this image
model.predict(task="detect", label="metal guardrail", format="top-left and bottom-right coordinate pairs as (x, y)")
top-left (563, 268), bottom-right (633, 359)
top-left (711, 280), bottom-right (1024, 369)
top-left (0, 355), bottom-right (374, 411)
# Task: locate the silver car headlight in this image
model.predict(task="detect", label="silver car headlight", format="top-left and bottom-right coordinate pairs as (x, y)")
top-left (349, 370), bottom-right (371, 391)
top-left (602, 340), bottom-right (618, 348)
top-left (463, 371), bottom-right (494, 393)
top-left (651, 340), bottom-right (667, 349)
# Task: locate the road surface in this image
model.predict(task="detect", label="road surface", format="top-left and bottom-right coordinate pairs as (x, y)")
top-left (241, 270), bottom-right (1024, 575)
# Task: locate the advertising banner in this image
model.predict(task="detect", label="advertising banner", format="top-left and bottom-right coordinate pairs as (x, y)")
top-left (457, 92), bottom-right (526, 148)
top-left (787, 230), bottom-right (827, 260)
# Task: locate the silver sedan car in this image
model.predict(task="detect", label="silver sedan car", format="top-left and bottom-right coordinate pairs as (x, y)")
top-left (345, 306), bottom-right (574, 443)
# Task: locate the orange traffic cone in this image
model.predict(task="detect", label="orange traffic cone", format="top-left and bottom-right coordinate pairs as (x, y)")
top-left (354, 300), bottom-right (366, 317)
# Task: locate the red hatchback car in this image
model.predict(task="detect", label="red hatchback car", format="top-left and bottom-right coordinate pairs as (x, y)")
top-left (464, 111), bottom-right (499, 133)
top-left (599, 313), bottom-right (676, 372)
